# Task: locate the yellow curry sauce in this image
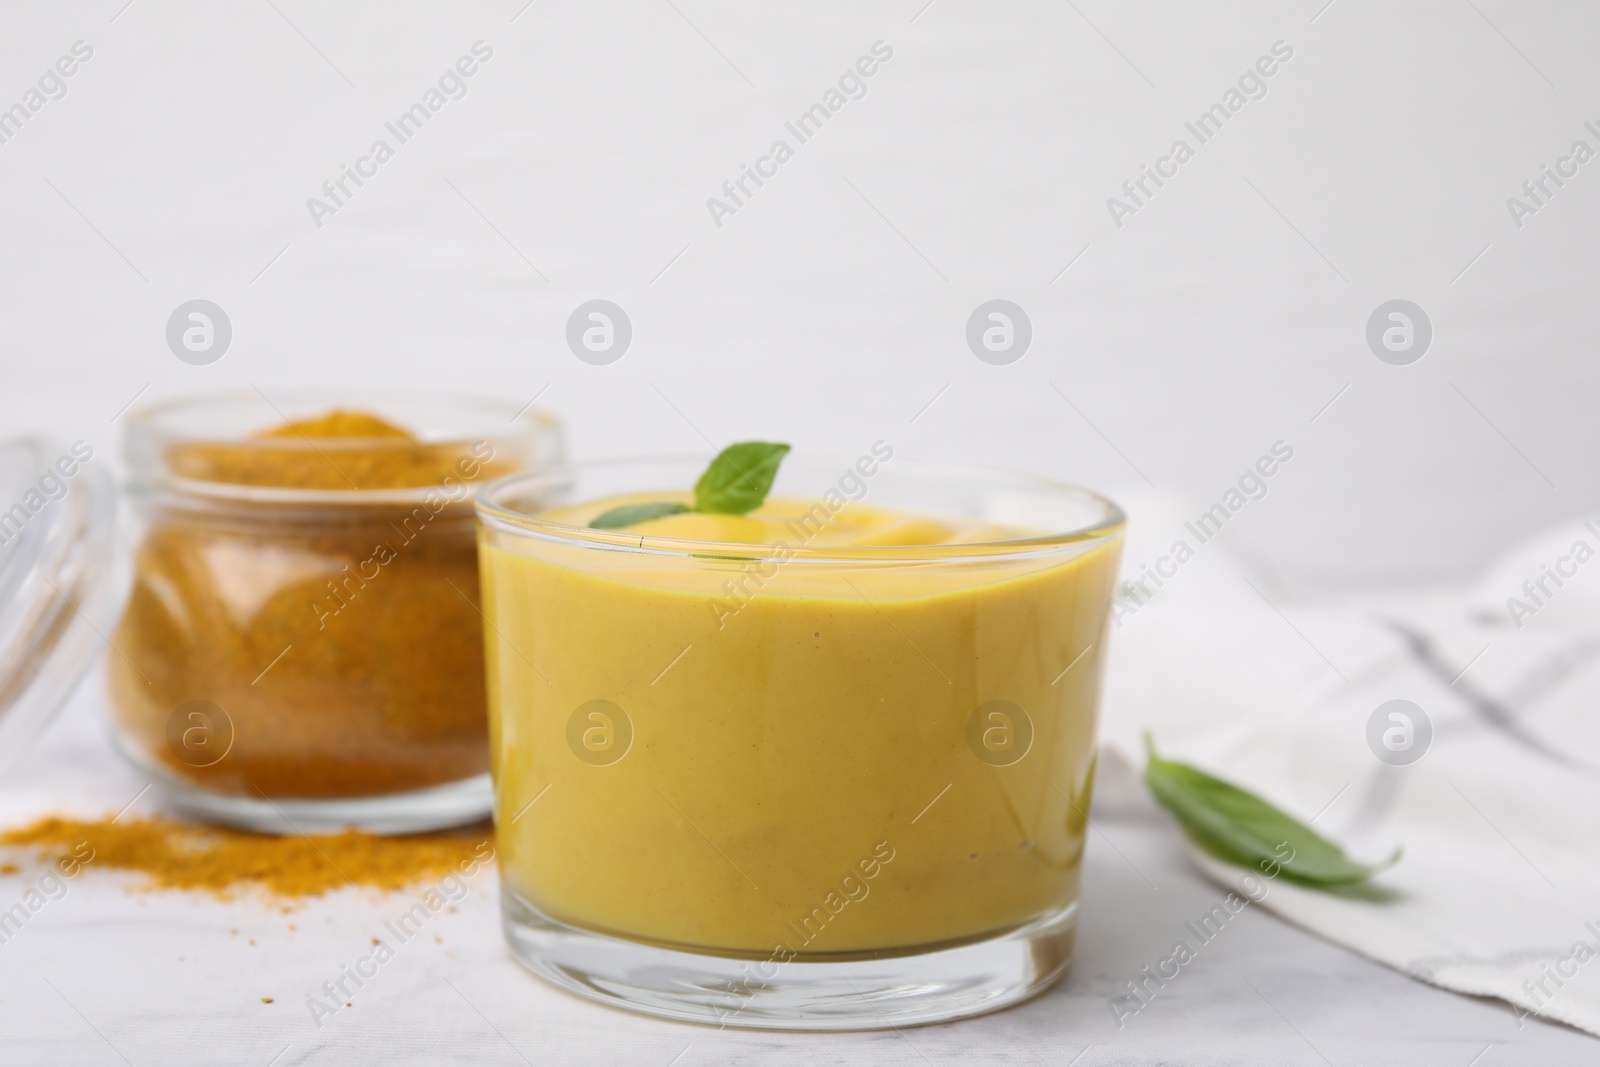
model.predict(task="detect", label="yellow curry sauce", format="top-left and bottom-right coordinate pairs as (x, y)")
top-left (481, 495), bottom-right (1121, 955)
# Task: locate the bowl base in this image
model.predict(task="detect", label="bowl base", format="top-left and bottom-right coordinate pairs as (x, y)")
top-left (501, 880), bottom-right (1077, 1031)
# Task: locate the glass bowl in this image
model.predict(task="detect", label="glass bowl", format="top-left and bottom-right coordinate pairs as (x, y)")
top-left (475, 451), bottom-right (1124, 1028)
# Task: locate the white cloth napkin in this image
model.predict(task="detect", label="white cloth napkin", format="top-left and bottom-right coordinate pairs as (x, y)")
top-left (1098, 503), bottom-right (1600, 1039)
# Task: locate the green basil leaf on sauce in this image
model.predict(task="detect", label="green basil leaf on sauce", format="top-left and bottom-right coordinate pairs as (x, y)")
top-left (694, 442), bottom-right (791, 516)
top-left (589, 501), bottom-right (691, 529)
top-left (587, 442), bottom-right (794, 529)
top-left (1143, 735), bottom-right (1398, 887)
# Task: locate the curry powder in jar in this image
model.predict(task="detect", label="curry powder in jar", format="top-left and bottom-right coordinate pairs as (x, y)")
top-left (107, 393), bottom-right (561, 834)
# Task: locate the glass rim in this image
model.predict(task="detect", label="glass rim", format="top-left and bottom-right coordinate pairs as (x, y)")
top-left (125, 387), bottom-right (560, 507)
top-left (474, 456), bottom-right (1127, 562)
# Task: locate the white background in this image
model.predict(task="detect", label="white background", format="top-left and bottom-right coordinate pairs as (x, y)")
top-left (3, 0), bottom-right (1597, 593)
top-left (3, 1), bottom-right (1600, 1063)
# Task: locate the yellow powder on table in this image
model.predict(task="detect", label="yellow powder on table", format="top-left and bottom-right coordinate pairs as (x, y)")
top-left (0, 816), bottom-right (493, 902)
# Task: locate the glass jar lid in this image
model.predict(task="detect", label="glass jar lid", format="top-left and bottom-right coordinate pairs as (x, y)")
top-left (0, 436), bottom-right (118, 774)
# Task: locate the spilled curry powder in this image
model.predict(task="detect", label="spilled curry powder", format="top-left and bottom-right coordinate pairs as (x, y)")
top-left (109, 410), bottom-right (516, 799)
top-left (0, 815), bottom-right (492, 900)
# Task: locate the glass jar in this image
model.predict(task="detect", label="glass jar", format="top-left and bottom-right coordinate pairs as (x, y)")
top-left (0, 436), bottom-right (118, 776)
top-left (108, 390), bottom-right (562, 834)
top-left (475, 454), bottom-right (1124, 1029)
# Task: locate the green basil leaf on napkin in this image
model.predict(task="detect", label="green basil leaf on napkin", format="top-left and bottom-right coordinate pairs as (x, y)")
top-left (694, 442), bottom-right (791, 515)
top-left (1143, 735), bottom-right (1398, 887)
top-left (589, 501), bottom-right (691, 529)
